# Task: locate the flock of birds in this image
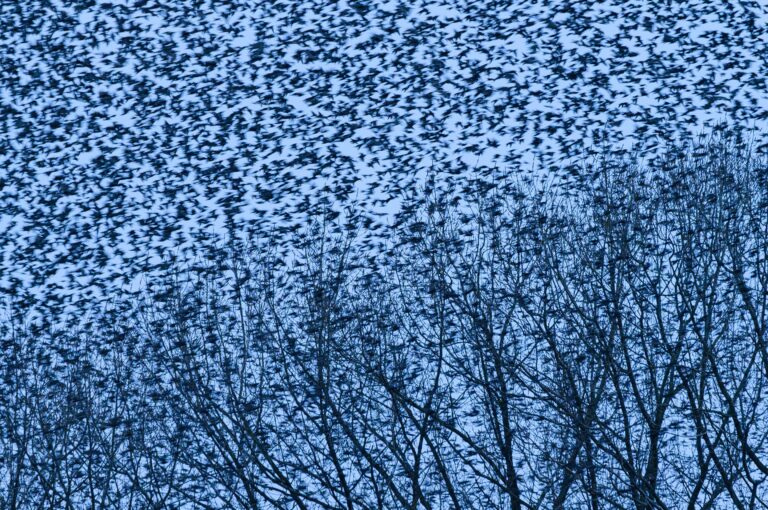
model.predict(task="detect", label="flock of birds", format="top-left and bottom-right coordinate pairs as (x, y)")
top-left (1, 0), bottom-right (767, 316)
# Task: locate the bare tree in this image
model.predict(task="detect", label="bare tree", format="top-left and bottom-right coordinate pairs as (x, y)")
top-left (2, 133), bottom-right (767, 509)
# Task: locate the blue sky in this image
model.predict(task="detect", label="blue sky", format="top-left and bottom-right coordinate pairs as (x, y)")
top-left (2, 0), bottom-right (767, 315)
